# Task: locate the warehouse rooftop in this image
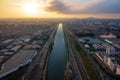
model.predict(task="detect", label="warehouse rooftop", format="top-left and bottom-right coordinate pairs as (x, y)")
top-left (0, 50), bottom-right (37, 78)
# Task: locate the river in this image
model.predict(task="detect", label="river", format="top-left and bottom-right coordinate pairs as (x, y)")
top-left (47, 23), bottom-right (66, 80)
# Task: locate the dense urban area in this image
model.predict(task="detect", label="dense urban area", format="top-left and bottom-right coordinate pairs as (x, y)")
top-left (0, 18), bottom-right (120, 80)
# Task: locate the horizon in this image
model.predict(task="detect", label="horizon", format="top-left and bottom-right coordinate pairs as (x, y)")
top-left (0, 17), bottom-right (120, 20)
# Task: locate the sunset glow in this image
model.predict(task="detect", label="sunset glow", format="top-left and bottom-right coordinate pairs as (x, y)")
top-left (0, 0), bottom-right (120, 18)
top-left (22, 2), bottom-right (38, 14)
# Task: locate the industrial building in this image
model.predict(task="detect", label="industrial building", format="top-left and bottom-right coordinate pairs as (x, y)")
top-left (0, 50), bottom-right (37, 78)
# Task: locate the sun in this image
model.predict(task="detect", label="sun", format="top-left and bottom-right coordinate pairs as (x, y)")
top-left (22, 2), bottom-right (38, 14)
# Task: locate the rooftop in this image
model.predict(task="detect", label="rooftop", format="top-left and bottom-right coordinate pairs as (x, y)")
top-left (105, 38), bottom-right (120, 44)
top-left (0, 50), bottom-right (37, 78)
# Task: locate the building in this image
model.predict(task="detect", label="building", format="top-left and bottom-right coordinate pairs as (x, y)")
top-left (116, 65), bottom-right (120, 75)
top-left (107, 57), bottom-right (117, 71)
top-left (100, 33), bottom-right (117, 38)
top-left (0, 50), bottom-right (37, 78)
top-left (105, 38), bottom-right (120, 44)
top-left (0, 39), bottom-right (14, 49)
top-left (103, 55), bottom-right (108, 64)
top-left (106, 46), bottom-right (116, 56)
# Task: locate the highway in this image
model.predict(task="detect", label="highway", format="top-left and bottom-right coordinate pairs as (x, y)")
top-left (89, 55), bottom-right (105, 80)
top-left (39, 27), bottom-right (56, 80)
top-left (65, 32), bottom-right (82, 80)
top-left (64, 26), bottom-right (89, 80)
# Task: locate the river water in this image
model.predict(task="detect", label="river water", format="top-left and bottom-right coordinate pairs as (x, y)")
top-left (47, 23), bottom-right (66, 80)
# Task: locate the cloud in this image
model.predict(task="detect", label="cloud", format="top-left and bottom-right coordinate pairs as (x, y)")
top-left (43, 0), bottom-right (120, 14)
top-left (78, 0), bottom-right (120, 14)
top-left (44, 0), bottom-right (70, 13)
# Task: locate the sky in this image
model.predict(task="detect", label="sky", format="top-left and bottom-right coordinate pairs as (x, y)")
top-left (0, 0), bottom-right (120, 18)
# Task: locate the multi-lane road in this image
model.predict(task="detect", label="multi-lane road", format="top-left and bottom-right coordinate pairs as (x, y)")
top-left (64, 26), bottom-right (89, 80)
top-left (65, 31), bottom-right (82, 80)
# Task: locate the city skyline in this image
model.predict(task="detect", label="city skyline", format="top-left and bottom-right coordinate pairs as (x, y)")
top-left (0, 0), bottom-right (120, 18)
